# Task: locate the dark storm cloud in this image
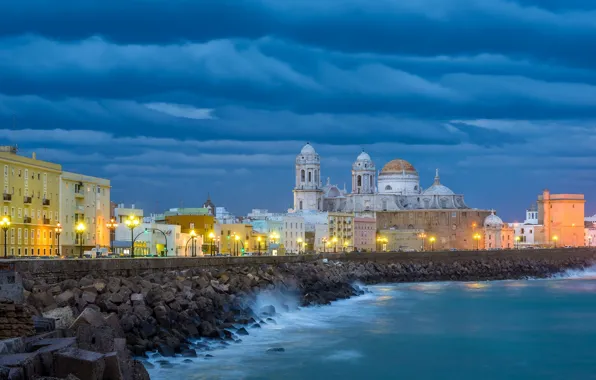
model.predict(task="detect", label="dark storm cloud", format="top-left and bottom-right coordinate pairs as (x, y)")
top-left (1, 0), bottom-right (596, 68)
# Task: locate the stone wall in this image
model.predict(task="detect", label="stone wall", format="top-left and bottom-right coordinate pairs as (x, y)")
top-left (3, 248), bottom-right (596, 283)
top-left (0, 300), bottom-right (34, 339)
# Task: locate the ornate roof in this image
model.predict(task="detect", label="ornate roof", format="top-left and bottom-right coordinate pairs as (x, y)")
top-left (380, 159), bottom-right (417, 174)
top-left (300, 142), bottom-right (316, 155)
top-left (484, 210), bottom-right (504, 227)
top-left (356, 151), bottom-right (371, 161)
top-left (423, 169), bottom-right (455, 196)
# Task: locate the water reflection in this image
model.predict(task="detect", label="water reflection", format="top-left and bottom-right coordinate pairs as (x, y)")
top-left (464, 282), bottom-right (489, 290)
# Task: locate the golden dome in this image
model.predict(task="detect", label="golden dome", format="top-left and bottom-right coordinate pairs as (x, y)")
top-left (381, 159), bottom-right (417, 174)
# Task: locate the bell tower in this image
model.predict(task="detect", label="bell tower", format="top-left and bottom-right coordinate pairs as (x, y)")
top-left (293, 142), bottom-right (323, 211)
top-left (351, 150), bottom-right (376, 194)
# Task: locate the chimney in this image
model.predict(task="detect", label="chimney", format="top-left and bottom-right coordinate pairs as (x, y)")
top-left (32, 152), bottom-right (36, 160)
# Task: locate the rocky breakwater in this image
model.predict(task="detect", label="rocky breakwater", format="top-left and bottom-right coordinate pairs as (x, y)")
top-left (18, 254), bottom-right (593, 368)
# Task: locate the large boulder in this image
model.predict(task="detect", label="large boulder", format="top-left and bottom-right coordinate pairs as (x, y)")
top-left (43, 307), bottom-right (75, 330)
top-left (198, 321), bottom-right (218, 338)
top-left (54, 348), bottom-right (105, 380)
top-left (69, 307), bottom-right (107, 330)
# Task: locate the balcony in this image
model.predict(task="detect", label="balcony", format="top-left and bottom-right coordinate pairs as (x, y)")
top-left (43, 218), bottom-right (50, 225)
top-left (23, 196), bottom-right (32, 204)
top-left (74, 189), bottom-right (85, 198)
top-left (42, 198), bottom-right (50, 206)
top-left (23, 217), bottom-right (31, 224)
top-left (3, 193), bottom-right (11, 201)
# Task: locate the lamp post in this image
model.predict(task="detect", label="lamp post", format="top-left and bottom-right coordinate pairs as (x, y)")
top-left (106, 218), bottom-right (118, 255)
top-left (332, 236), bottom-right (338, 253)
top-left (0, 216), bottom-right (10, 258)
top-left (257, 236), bottom-right (262, 255)
top-left (55, 223), bottom-right (62, 256)
top-left (208, 231), bottom-right (215, 256)
top-left (515, 236), bottom-right (520, 249)
top-left (322, 237), bottom-right (327, 253)
top-left (343, 240), bottom-right (349, 252)
top-left (553, 235), bottom-right (558, 248)
top-left (124, 215), bottom-right (140, 258)
top-left (297, 237), bottom-right (303, 254)
top-left (234, 234), bottom-right (240, 256)
top-left (473, 233), bottom-right (481, 250)
top-left (429, 236), bottom-right (436, 251)
top-left (75, 222), bottom-right (86, 258)
top-left (417, 232), bottom-right (427, 251)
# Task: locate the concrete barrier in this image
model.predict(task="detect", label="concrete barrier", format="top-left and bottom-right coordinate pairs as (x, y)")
top-left (2, 248), bottom-right (596, 282)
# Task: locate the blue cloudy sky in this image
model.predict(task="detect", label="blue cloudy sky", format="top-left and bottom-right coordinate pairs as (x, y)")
top-left (1, 0), bottom-right (596, 220)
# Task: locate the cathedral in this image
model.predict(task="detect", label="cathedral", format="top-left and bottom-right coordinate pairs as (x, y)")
top-left (293, 143), bottom-right (469, 213)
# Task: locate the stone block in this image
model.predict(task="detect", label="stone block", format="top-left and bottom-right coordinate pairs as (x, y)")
top-left (0, 352), bottom-right (42, 379)
top-left (0, 338), bottom-right (25, 355)
top-left (54, 348), bottom-right (105, 380)
top-left (102, 352), bottom-right (124, 380)
top-left (55, 291), bottom-right (75, 307)
top-left (43, 307), bottom-right (75, 330)
top-left (69, 307), bottom-right (107, 330)
top-left (76, 325), bottom-right (118, 354)
top-left (103, 314), bottom-right (124, 338)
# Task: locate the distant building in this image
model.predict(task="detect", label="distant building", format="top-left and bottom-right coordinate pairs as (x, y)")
top-left (282, 215), bottom-right (305, 254)
top-left (328, 212), bottom-right (353, 252)
top-left (537, 190), bottom-right (585, 246)
top-left (202, 194), bottom-right (216, 216)
top-left (353, 217), bottom-right (376, 252)
top-left (216, 206), bottom-right (236, 224)
top-left (482, 211), bottom-right (514, 249)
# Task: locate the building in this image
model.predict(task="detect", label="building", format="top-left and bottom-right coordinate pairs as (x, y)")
top-left (328, 212), bottom-right (353, 252)
top-left (482, 212), bottom-right (515, 249)
top-left (282, 215), bottom-right (305, 254)
top-left (314, 224), bottom-right (328, 252)
top-left (377, 228), bottom-right (424, 252)
top-left (158, 208), bottom-right (215, 252)
top-left (292, 143), bottom-right (470, 213)
top-left (537, 190), bottom-right (585, 247)
top-left (202, 194), bottom-right (216, 217)
top-left (216, 206), bottom-right (237, 224)
top-left (218, 223), bottom-right (253, 255)
top-left (114, 221), bottom-right (193, 257)
top-left (353, 217), bottom-right (376, 252)
top-left (59, 171), bottom-right (111, 256)
top-left (376, 209), bottom-right (491, 251)
top-left (0, 147), bottom-right (61, 257)
top-left (509, 204), bottom-right (543, 247)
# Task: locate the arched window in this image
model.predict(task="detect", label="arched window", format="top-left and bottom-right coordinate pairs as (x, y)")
top-left (301, 170), bottom-right (305, 182)
top-left (357, 175), bottom-right (362, 186)
top-left (414, 185), bottom-right (418, 190)
top-left (299, 200), bottom-right (303, 210)
top-left (385, 185), bottom-right (392, 191)
top-left (308, 171), bottom-right (312, 182)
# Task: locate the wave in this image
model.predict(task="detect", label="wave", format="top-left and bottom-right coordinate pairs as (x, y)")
top-left (552, 264), bottom-right (596, 280)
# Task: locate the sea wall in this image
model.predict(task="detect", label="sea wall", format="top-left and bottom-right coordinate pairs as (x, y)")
top-left (5, 248), bottom-right (596, 282)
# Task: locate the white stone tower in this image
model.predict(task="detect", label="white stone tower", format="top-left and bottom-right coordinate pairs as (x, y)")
top-left (293, 142), bottom-right (323, 211)
top-left (351, 150), bottom-right (376, 194)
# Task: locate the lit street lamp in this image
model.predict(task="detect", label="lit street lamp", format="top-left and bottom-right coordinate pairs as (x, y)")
top-left (55, 223), bottom-right (62, 256)
top-left (106, 218), bottom-right (118, 255)
top-left (75, 222), bottom-right (86, 258)
top-left (429, 236), bottom-right (436, 251)
top-left (332, 236), bottom-right (338, 252)
top-left (0, 216), bottom-right (10, 258)
top-left (257, 236), bottom-right (262, 255)
top-left (190, 230), bottom-right (197, 257)
top-left (297, 237), bottom-right (303, 254)
top-left (553, 235), bottom-right (559, 248)
top-left (417, 232), bottom-right (427, 251)
top-left (473, 233), bottom-right (481, 250)
top-left (234, 234), bottom-right (240, 256)
top-left (124, 215), bottom-right (140, 258)
top-left (343, 240), bottom-right (349, 252)
top-left (376, 236), bottom-right (388, 252)
top-left (208, 231), bottom-right (215, 256)
top-left (515, 236), bottom-right (520, 249)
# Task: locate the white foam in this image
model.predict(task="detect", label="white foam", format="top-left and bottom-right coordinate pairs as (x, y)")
top-left (323, 349), bottom-right (363, 362)
top-left (551, 264), bottom-right (596, 280)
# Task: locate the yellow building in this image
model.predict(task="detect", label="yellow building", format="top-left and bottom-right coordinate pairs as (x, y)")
top-left (0, 147), bottom-right (61, 256)
top-left (218, 224), bottom-right (253, 255)
top-left (60, 172), bottom-right (111, 256)
top-left (538, 189), bottom-right (585, 246)
top-left (328, 212), bottom-right (353, 252)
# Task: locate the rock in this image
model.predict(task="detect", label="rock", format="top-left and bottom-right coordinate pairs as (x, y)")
top-left (133, 305), bottom-right (152, 319)
top-left (204, 354), bottom-right (214, 358)
top-left (145, 289), bottom-right (162, 306)
top-left (183, 359), bottom-right (193, 363)
top-left (251, 324), bottom-right (261, 329)
top-left (107, 278), bottom-right (121, 294)
top-left (43, 306), bottom-right (75, 329)
top-left (162, 291), bottom-right (175, 304)
top-left (81, 291), bottom-right (97, 304)
top-left (108, 293), bottom-right (123, 305)
top-left (93, 282), bottom-right (106, 293)
top-left (266, 347), bottom-right (285, 353)
top-left (69, 307), bottom-right (107, 330)
top-left (259, 305), bottom-right (276, 316)
top-left (181, 349), bottom-right (197, 357)
top-left (130, 293), bottom-right (144, 302)
top-left (61, 279), bottom-right (79, 291)
top-left (198, 321), bottom-right (219, 338)
top-left (157, 344), bottom-right (175, 357)
top-left (236, 328), bottom-right (249, 336)
top-left (54, 348), bottom-right (106, 380)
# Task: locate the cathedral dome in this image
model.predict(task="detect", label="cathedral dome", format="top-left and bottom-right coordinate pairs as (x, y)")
top-left (381, 159), bottom-right (417, 174)
top-left (423, 169), bottom-right (454, 196)
top-left (300, 143), bottom-right (316, 155)
top-left (484, 211), bottom-right (503, 228)
top-left (356, 151), bottom-right (371, 161)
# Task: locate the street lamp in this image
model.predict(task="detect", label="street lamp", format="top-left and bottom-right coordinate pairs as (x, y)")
top-left (332, 236), bottom-right (338, 252)
top-left (124, 215), bottom-right (140, 258)
top-left (234, 234), bottom-right (240, 256)
top-left (75, 222), bottom-right (86, 258)
top-left (257, 236), bottom-right (262, 255)
top-left (297, 237), bottom-right (303, 254)
top-left (0, 216), bottom-right (10, 258)
top-left (106, 218), bottom-right (118, 255)
top-left (343, 240), bottom-right (349, 252)
top-left (473, 233), bottom-right (481, 250)
top-left (429, 236), bottom-right (436, 251)
top-left (208, 231), bottom-right (215, 256)
top-left (55, 223), bottom-right (62, 256)
top-left (417, 232), bottom-right (427, 251)
top-left (553, 235), bottom-right (559, 248)
top-left (515, 236), bottom-right (520, 249)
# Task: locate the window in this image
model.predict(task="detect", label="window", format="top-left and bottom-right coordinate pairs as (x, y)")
top-left (97, 186), bottom-right (101, 194)
top-left (385, 185), bottom-right (392, 191)
top-left (37, 210), bottom-right (41, 219)
top-left (37, 230), bottom-right (40, 239)
top-left (300, 170), bottom-right (305, 182)
top-left (10, 207), bottom-right (14, 217)
top-left (3, 165), bottom-right (7, 176)
top-left (17, 208), bottom-right (21, 218)
top-left (24, 209), bottom-right (27, 217)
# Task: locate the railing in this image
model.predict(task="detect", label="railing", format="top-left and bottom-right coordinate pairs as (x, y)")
top-left (24, 217), bottom-right (32, 223)
top-left (42, 199), bottom-right (50, 206)
top-left (3, 193), bottom-right (11, 201)
top-left (24, 196), bottom-right (32, 204)
top-left (43, 218), bottom-right (50, 224)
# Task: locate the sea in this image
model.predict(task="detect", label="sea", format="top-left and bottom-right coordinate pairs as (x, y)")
top-left (145, 266), bottom-right (596, 380)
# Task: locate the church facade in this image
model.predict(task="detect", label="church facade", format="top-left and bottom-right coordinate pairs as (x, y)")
top-left (293, 143), bottom-right (469, 214)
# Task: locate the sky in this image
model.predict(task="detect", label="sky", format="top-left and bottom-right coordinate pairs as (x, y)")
top-left (1, 0), bottom-right (596, 221)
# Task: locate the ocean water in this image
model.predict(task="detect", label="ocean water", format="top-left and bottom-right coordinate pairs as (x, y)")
top-left (146, 266), bottom-right (596, 380)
